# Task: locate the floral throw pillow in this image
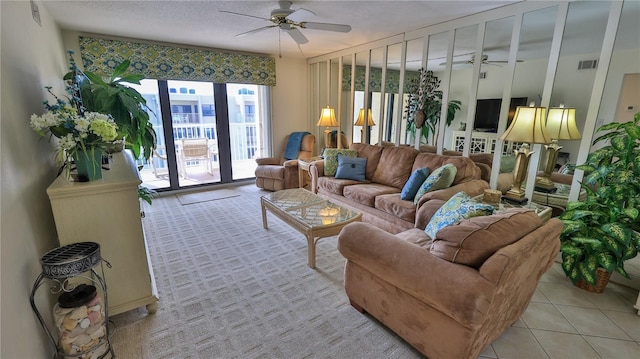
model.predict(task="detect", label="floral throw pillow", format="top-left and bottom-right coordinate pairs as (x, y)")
top-left (424, 192), bottom-right (494, 239)
top-left (413, 163), bottom-right (458, 204)
top-left (323, 149), bottom-right (358, 177)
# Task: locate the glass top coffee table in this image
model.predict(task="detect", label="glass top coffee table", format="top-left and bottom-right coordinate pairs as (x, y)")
top-left (260, 188), bottom-right (361, 269)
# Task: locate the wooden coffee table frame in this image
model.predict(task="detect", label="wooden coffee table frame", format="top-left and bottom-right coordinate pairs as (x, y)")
top-left (260, 189), bottom-right (361, 269)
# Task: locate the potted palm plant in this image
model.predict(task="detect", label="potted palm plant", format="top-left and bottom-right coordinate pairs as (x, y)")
top-left (65, 51), bottom-right (157, 161)
top-left (559, 112), bottom-right (640, 292)
top-left (405, 68), bottom-right (461, 146)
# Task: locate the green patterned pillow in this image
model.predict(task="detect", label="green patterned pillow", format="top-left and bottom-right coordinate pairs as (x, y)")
top-left (323, 149), bottom-right (358, 176)
top-left (413, 163), bottom-right (458, 204)
top-left (424, 192), bottom-right (494, 238)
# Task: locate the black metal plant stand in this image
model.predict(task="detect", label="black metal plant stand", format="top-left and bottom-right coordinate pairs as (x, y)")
top-left (30, 242), bottom-right (115, 358)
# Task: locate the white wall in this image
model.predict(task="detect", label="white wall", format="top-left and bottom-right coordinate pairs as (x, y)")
top-left (271, 56), bottom-right (309, 154)
top-left (1, 1), bottom-right (68, 357)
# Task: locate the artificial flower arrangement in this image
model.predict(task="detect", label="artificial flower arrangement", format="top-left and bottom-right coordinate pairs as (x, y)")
top-left (30, 83), bottom-right (119, 180)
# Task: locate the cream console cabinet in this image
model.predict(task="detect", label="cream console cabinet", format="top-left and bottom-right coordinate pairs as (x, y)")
top-left (47, 151), bottom-right (159, 315)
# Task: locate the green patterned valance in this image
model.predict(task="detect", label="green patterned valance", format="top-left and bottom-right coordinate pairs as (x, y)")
top-left (342, 65), bottom-right (420, 94)
top-left (79, 36), bottom-right (276, 86)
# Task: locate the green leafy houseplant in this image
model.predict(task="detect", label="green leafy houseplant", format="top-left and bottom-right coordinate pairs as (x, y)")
top-left (559, 112), bottom-right (640, 291)
top-left (405, 68), bottom-right (462, 146)
top-left (65, 51), bottom-right (157, 161)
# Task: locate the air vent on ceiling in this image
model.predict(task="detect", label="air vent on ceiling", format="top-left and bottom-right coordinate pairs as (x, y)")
top-left (479, 72), bottom-right (487, 79)
top-left (578, 59), bottom-right (598, 70)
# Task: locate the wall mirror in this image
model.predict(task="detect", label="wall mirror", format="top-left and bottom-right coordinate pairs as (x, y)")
top-left (364, 47), bottom-right (384, 145)
top-left (445, 24), bottom-right (479, 152)
top-left (402, 38), bottom-right (424, 145)
top-left (548, 1), bottom-right (611, 168)
top-left (385, 43), bottom-right (403, 144)
top-left (352, 51), bottom-right (369, 144)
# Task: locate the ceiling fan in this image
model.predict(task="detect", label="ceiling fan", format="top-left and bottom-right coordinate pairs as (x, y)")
top-left (440, 54), bottom-right (522, 67)
top-left (220, 1), bottom-right (352, 46)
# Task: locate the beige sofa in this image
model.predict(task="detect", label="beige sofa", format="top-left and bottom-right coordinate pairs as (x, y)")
top-left (338, 202), bottom-right (563, 359)
top-left (309, 143), bottom-right (489, 234)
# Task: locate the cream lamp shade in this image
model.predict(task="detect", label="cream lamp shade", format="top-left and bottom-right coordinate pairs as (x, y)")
top-left (355, 108), bottom-right (376, 126)
top-left (499, 103), bottom-right (550, 203)
top-left (499, 104), bottom-right (550, 144)
top-left (317, 106), bottom-right (338, 127)
top-left (536, 104), bottom-right (582, 191)
top-left (317, 106), bottom-right (338, 148)
top-left (546, 105), bottom-right (581, 141)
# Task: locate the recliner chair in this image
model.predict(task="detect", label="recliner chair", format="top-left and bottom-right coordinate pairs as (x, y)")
top-left (254, 133), bottom-right (315, 191)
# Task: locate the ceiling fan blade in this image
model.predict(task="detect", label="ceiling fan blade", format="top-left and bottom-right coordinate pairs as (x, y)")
top-left (301, 22), bottom-right (351, 33)
top-left (285, 27), bottom-right (308, 44)
top-left (236, 25), bottom-right (277, 38)
top-left (219, 10), bottom-right (270, 21)
top-left (287, 8), bottom-right (316, 22)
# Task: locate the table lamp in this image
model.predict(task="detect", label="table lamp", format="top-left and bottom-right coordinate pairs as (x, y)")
top-left (535, 104), bottom-right (581, 191)
top-left (355, 108), bottom-right (375, 141)
top-left (499, 102), bottom-right (550, 204)
top-left (317, 106), bottom-right (338, 148)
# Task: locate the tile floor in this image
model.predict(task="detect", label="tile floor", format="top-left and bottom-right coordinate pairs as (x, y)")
top-left (479, 262), bottom-right (640, 358)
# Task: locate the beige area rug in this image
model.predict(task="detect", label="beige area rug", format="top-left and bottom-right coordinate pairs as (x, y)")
top-left (175, 188), bottom-right (240, 205)
top-left (110, 184), bottom-right (422, 358)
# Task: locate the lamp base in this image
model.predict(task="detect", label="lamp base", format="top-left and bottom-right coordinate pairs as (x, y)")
top-left (535, 175), bottom-right (558, 192)
top-left (502, 195), bottom-right (529, 205)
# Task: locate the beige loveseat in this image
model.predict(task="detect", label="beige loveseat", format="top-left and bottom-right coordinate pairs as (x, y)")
top-left (338, 201), bottom-right (563, 359)
top-left (309, 143), bottom-right (489, 233)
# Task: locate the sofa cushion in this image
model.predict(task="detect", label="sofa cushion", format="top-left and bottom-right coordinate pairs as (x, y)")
top-left (343, 183), bottom-right (399, 207)
top-left (424, 192), bottom-right (494, 238)
top-left (318, 176), bottom-right (361, 196)
top-left (396, 228), bottom-right (432, 248)
top-left (324, 149), bottom-right (358, 176)
top-left (335, 154), bottom-right (367, 181)
top-left (375, 193), bottom-right (417, 223)
top-left (350, 143), bottom-right (384, 179)
top-left (413, 164), bottom-right (458, 204)
top-left (254, 165), bottom-right (285, 179)
top-left (400, 167), bottom-right (430, 200)
top-left (372, 146), bottom-right (419, 189)
top-left (430, 208), bottom-right (543, 268)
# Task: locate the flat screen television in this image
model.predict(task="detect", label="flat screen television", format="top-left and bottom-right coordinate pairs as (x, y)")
top-left (473, 97), bottom-right (528, 133)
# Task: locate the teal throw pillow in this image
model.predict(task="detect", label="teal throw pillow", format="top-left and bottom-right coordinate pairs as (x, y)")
top-left (413, 163), bottom-right (458, 204)
top-left (323, 149), bottom-right (358, 176)
top-left (400, 167), bottom-right (430, 200)
top-left (335, 154), bottom-right (367, 181)
top-left (424, 192), bottom-right (494, 238)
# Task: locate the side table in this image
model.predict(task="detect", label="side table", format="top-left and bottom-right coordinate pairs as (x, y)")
top-left (474, 194), bottom-right (552, 222)
top-left (298, 156), bottom-right (323, 189)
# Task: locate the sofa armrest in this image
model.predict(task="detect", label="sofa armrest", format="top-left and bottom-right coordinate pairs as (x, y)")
top-left (416, 179), bottom-right (489, 208)
top-left (283, 159), bottom-right (299, 168)
top-left (255, 157), bottom-right (280, 166)
top-left (309, 160), bottom-right (325, 194)
top-left (338, 222), bottom-right (495, 327)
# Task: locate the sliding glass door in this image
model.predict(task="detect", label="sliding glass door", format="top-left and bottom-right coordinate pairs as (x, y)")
top-left (130, 80), bottom-right (268, 191)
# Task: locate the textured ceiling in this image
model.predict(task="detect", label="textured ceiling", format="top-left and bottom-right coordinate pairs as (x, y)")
top-left (41, 0), bottom-right (520, 59)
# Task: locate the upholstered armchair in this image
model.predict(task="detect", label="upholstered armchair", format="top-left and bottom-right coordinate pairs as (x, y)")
top-left (255, 133), bottom-right (315, 191)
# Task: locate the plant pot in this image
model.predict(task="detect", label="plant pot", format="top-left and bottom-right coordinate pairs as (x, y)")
top-left (75, 148), bottom-right (103, 182)
top-left (575, 268), bottom-right (611, 293)
top-left (415, 109), bottom-right (425, 128)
